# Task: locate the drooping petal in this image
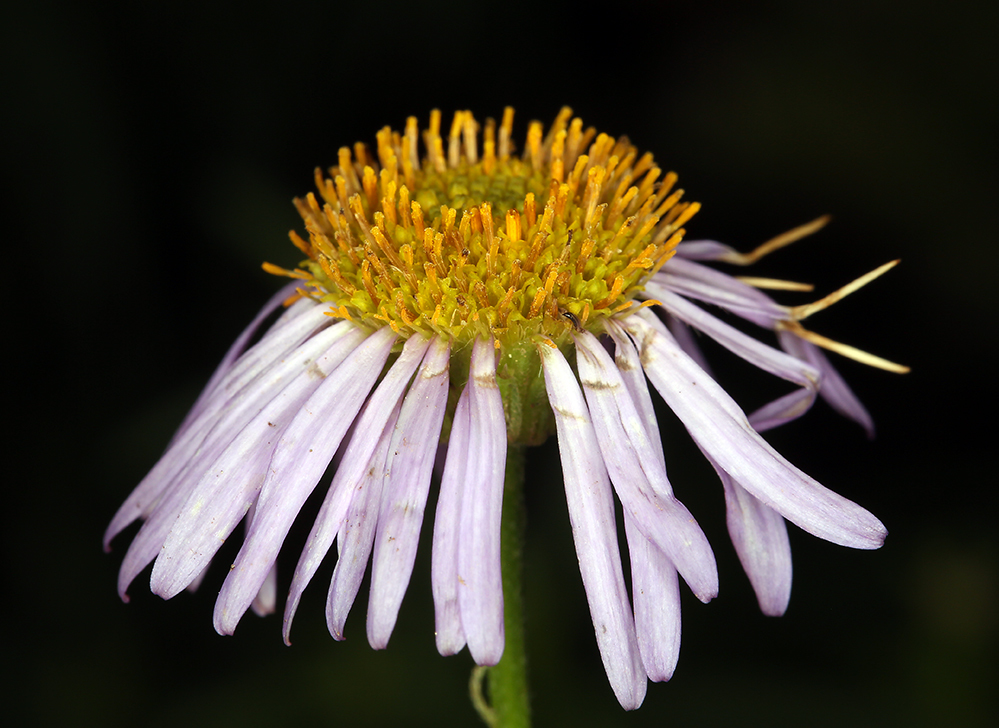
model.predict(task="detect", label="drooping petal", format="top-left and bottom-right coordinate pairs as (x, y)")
top-left (537, 340), bottom-right (647, 711)
top-left (281, 333), bottom-right (431, 644)
top-left (325, 403), bottom-right (401, 640)
top-left (779, 330), bottom-right (875, 438)
top-left (574, 330), bottom-right (718, 603)
top-left (104, 302), bottom-right (337, 550)
top-left (456, 337), bottom-right (507, 666)
top-left (624, 514), bottom-right (681, 682)
top-left (146, 324), bottom-right (368, 600)
top-left (118, 323), bottom-right (364, 600)
top-left (431, 387), bottom-right (470, 656)
top-left (214, 327), bottom-right (397, 635)
top-left (603, 321), bottom-right (665, 471)
top-left (366, 337), bottom-right (451, 650)
top-left (713, 460), bottom-right (792, 616)
top-left (626, 309), bottom-right (887, 550)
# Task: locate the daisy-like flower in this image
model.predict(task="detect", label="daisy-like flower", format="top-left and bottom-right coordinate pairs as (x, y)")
top-left (107, 107), bottom-right (902, 712)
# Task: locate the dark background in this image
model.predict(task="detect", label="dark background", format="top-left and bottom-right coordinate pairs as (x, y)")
top-left (4, 1), bottom-right (996, 726)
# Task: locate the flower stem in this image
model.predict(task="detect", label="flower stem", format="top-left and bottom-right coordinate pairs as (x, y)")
top-left (473, 444), bottom-right (530, 727)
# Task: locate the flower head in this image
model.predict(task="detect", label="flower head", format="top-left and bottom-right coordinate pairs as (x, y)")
top-left (107, 107), bottom-right (901, 710)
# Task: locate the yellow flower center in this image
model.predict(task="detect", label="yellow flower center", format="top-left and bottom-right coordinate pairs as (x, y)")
top-left (266, 107), bottom-right (699, 351)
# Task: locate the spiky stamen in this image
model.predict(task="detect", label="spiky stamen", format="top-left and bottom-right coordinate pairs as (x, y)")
top-left (266, 107), bottom-right (694, 351)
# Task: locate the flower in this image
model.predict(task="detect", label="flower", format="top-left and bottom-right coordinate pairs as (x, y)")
top-left (106, 107), bottom-right (901, 710)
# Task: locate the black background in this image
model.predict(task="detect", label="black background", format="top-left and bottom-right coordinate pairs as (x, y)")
top-left (4, 1), bottom-right (996, 726)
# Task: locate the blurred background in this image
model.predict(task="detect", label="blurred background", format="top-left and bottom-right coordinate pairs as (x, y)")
top-left (3, 0), bottom-right (996, 725)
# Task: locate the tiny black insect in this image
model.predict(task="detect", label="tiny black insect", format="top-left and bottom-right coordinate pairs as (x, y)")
top-left (561, 308), bottom-right (583, 332)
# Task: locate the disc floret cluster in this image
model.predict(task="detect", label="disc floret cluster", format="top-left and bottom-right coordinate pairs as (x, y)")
top-left (271, 107), bottom-right (699, 352)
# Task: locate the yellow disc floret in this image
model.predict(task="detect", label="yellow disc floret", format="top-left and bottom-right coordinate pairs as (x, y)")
top-left (267, 107), bottom-right (699, 351)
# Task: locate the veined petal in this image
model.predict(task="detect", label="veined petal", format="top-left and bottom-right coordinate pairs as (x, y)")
top-left (148, 324), bottom-right (368, 600)
top-left (574, 331), bottom-right (718, 603)
top-left (456, 337), bottom-right (507, 666)
top-left (281, 333), bottom-right (431, 644)
top-left (779, 330), bottom-right (875, 438)
top-left (653, 257), bottom-right (785, 328)
top-left (626, 309), bottom-right (887, 550)
top-left (213, 326), bottom-right (397, 635)
top-left (431, 387), bottom-right (471, 656)
top-left (366, 336), bottom-right (451, 650)
top-left (537, 340), bottom-right (647, 711)
top-left (325, 403), bottom-right (401, 640)
top-left (624, 514), bottom-right (681, 682)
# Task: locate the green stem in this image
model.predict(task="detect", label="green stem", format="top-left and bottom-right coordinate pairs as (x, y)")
top-left (473, 445), bottom-right (531, 727)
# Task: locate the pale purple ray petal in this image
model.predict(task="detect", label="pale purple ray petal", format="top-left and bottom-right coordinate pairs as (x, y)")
top-left (245, 499), bottom-right (279, 617)
top-left (714, 460), bottom-right (792, 616)
top-left (604, 321), bottom-right (665, 471)
top-left (747, 388), bottom-right (817, 432)
top-left (173, 281), bottom-right (303, 441)
top-left (431, 387), bottom-right (471, 656)
top-left (574, 331), bottom-right (718, 603)
top-left (325, 403), bottom-right (401, 641)
top-left (624, 514), bottom-right (681, 682)
top-left (213, 326), bottom-right (397, 635)
top-left (652, 257), bottom-right (785, 328)
top-left (117, 324), bottom-right (363, 599)
top-left (283, 334), bottom-right (432, 644)
top-left (649, 286), bottom-right (821, 395)
top-left (625, 309), bottom-right (887, 550)
top-left (456, 337), bottom-right (507, 666)
top-left (664, 315), bottom-right (714, 377)
top-left (366, 337), bottom-right (451, 650)
top-left (104, 303), bottom-right (338, 550)
top-left (147, 324), bottom-right (368, 600)
top-left (779, 330), bottom-right (875, 438)
top-left (538, 341), bottom-right (647, 711)
top-left (674, 239), bottom-right (740, 261)
top-left (252, 564), bottom-right (278, 617)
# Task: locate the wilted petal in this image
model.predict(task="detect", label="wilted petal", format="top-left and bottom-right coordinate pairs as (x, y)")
top-left (431, 388), bottom-right (471, 656)
top-left (624, 514), bottom-right (681, 682)
top-left (626, 309), bottom-right (887, 550)
top-left (213, 327), bottom-right (397, 635)
top-left (574, 331), bottom-right (718, 603)
top-left (538, 340), bottom-right (647, 710)
top-left (456, 337), bottom-right (507, 666)
top-left (366, 337), bottom-right (451, 650)
top-left (281, 333), bottom-right (430, 644)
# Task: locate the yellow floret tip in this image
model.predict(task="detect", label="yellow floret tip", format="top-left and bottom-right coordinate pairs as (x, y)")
top-left (269, 107), bottom-right (698, 350)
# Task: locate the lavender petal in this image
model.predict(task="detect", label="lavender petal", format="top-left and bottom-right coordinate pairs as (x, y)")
top-left (538, 341), bottom-right (647, 710)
